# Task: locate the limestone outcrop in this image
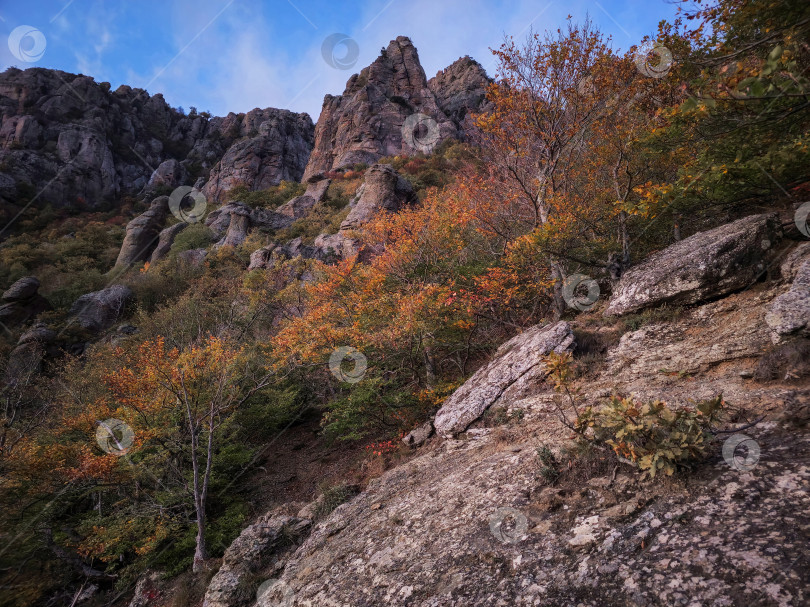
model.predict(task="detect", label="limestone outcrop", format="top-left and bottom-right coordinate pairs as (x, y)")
top-left (604, 213), bottom-right (782, 316)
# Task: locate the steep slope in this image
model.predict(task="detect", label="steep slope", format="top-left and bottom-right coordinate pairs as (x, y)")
top-left (191, 225), bottom-right (810, 607)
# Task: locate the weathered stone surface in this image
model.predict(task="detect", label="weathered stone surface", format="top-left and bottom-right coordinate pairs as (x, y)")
top-left (302, 37), bottom-right (460, 181)
top-left (206, 201), bottom-right (291, 247)
top-left (69, 285), bottom-right (133, 332)
top-left (126, 571), bottom-right (162, 607)
top-left (267, 412), bottom-right (810, 606)
top-left (149, 222), bottom-right (187, 263)
top-left (115, 196), bottom-right (169, 267)
top-left (202, 512), bottom-right (310, 607)
top-left (202, 108), bottom-right (314, 203)
top-left (604, 213), bottom-right (782, 316)
top-left (144, 158), bottom-right (186, 192)
top-left (0, 277), bottom-right (51, 328)
top-left (2, 276), bottom-right (40, 301)
top-left (403, 420), bottom-right (433, 447)
top-left (0, 68), bottom-right (312, 212)
top-left (339, 164), bottom-right (414, 232)
top-left (434, 321), bottom-right (575, 437)
top-left (428, 56), bottom-right (492, 134)
top-left (248, 244), bottom-right (278, 270)
top-left (766, 256), bottom-right (810, 343)
top-left (177, 248), bottom-right (207, 267)
top-left (18, 323), bottom-right (56, 345)
top-left (275, 177), bottom-right (331, 220)
top-left (195, 277), bottom-right (810, 607)
top-left (780, 242), bottom-right (810, 283)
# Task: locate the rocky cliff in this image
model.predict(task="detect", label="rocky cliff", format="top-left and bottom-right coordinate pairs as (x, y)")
top-left (0, 38), bottom-right (489, 224)
top-left (302, 37), bottom-right (490, 180)
top-left (0, 67), bottom-right (314, 214)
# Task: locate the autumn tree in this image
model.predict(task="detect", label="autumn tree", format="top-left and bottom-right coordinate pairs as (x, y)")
top-left (630, 0), bottom-right (810, 231)
top-left (105, 336), bottom-right (272, 571)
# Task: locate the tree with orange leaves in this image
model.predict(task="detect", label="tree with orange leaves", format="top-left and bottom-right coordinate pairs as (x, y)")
top-left (105, 336), bottom-right (272, 572)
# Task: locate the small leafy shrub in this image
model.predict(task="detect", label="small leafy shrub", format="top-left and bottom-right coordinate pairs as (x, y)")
top-left (536, 444), bottom-right (560, 484)
top-left (313, 483), bottom-right (358, 520)
top-left (544, 351), bottom-right (725, 478)
top-left (576, 395), bottom-right (724, 478)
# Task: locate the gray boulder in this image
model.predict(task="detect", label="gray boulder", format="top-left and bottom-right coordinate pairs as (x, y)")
top-left (144, 158), bottom-right (186, 192)
top-left (766, 256), bottom-right (810, 343)
top-left (115, 196), bottom-right (169, 267)
top-left (780, 242), bottom-right (810, 283)
top-left (339, 164), bottom-right (414, 232)
top-left (248, 244), bottom-right (278, 270)
top-left (604, 213), bottom-right (782, 316)
top-left (69, 285), bottom-right (133, 332)
top-left (403, 420), bottom-right (433, 447)
top-left (149, 222), bottom-right (187, 263)
top-left (18, 323), bottom-right (56, 345)
top-left (433, 321), bottom-right (575, 437)
top-left (0, 277), bottom-right (51, 328)
top-left (275, 176), bottom-right (331, 220)
top-left (205, 202), bottom-right (290, 247)
top-left (177, 248), bottom-right (207, 267)
top-left (202, 513), bottom-right (310, 607)
top-left (2, 276), bottom-right (41, 301)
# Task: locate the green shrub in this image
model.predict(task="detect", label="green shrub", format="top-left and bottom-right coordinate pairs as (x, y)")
top-left (171, 223), bottom-right (214, 253)
top-left (225, 181), bottom-right (306, 209)
top-left (313, 483), bottom-right (358, 520)
top-left (544, 351), bottom-right (724, 478)
top-left (575, 395), bottom-right (724, 478)
top-left (536, 444), bottom-right (561, 484)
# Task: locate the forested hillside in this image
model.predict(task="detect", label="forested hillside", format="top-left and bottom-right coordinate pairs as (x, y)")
top-left (1, 1), bottom-right (809, 605)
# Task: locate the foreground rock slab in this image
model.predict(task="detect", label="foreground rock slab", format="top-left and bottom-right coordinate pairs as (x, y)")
top-left (202, 513), bottom-right (310, 607)
top-left (433, 321), bottom-right (574, 437)
top-left (604, 213), bottom-right (781, 316)
top-left (766, 253), bottom-right (810, 343)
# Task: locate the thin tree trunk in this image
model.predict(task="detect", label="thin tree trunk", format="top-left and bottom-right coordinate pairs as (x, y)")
top-left (181, 377), bottom-right (208, 573)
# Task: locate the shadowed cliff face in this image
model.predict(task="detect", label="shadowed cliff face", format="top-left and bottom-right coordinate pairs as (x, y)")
top-left (0, 67), bottom-right (314, 212)
top-left (302, 36), bottom-right (490, 180)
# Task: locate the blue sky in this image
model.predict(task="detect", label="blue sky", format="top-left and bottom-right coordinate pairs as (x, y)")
top-left (0, 0), bottom-right (684, 121)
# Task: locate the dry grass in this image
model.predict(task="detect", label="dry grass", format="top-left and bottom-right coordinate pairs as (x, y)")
top-left (754, 338), bottom-right (810, 383)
